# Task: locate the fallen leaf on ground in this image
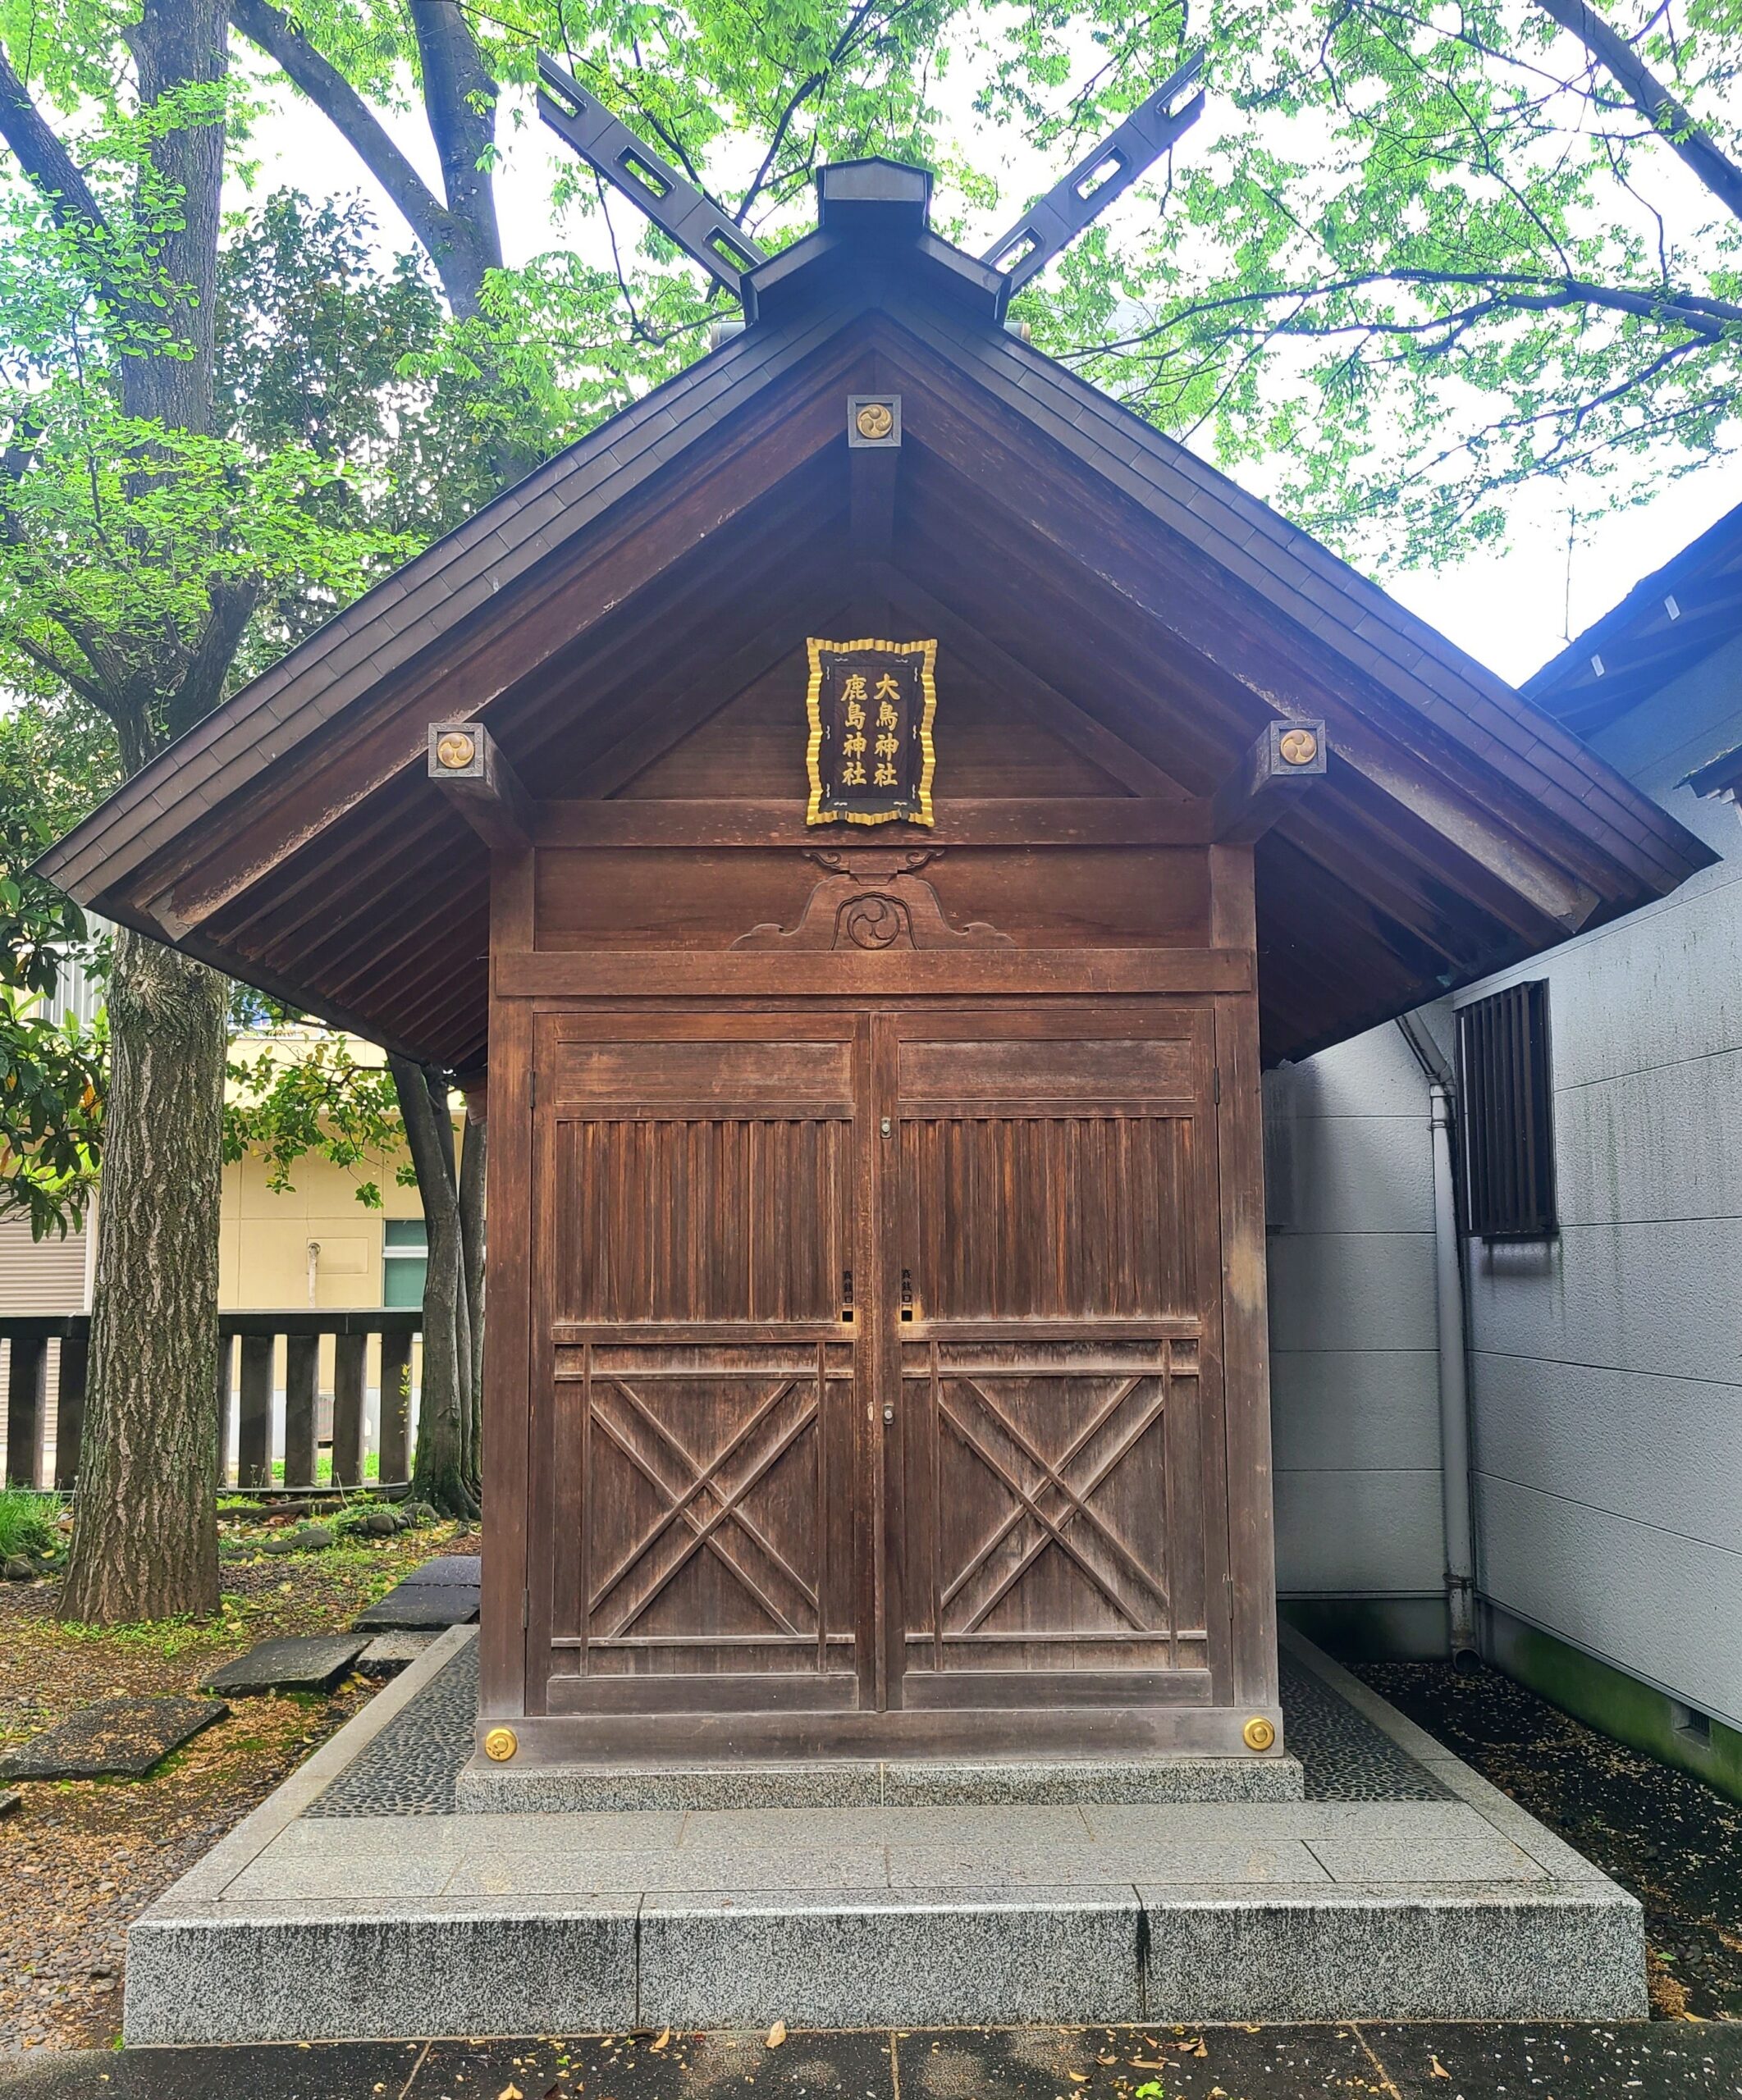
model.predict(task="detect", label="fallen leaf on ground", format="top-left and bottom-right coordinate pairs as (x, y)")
top-left (499, 2085), bottom-right (523, 2100)
top-left (1430, 2058), bottom-right (1451, 2079)
top-left (766, 2020), bottom-right (787, 2048)
top-left (651, 2030), bottom-right (670, 2052)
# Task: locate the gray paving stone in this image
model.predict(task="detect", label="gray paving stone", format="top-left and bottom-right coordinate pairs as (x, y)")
top-left (446, 1842), bottom-right (891, 1897)
top-left (0, 1694), bottom-right (228, 1779)
top-left (675, 1802), bottom-right (1094, 1847)
top-left (638, 1884), bottom-right (1145, 2028)
top-left (351, 1584), bottom-right (479, 1631)
top-left (1304, 1832), bottom-right (1549, 1883)
top-left (881, 1754), bottom-right (1304, 1804)
top-left (455, 1756), bottom-right (885, 1811)
top-left (1080, 1798), bottom-right (1487, 1843)
top-left (1135, 1883), bottom-right (1647, 2021)
top-left (202, 1636), bottom-right (367, 1696)
top-left (885, 1838), bottom-right (1328, 1887)
top-left (400, 1554), bottom-right (480, 1586)
top-left (354, 1631), bottom-right (439, 1678)
top-left (124, 1897), bottom-right (640, 2043)
top-left (218, 1852), bottom-right (456, 1902)
top-left (0, 1787), bottom-right (19, 1816)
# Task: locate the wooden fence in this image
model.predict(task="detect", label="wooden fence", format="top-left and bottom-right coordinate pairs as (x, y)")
top-left (0, 1311), bottom-right (423, 1492)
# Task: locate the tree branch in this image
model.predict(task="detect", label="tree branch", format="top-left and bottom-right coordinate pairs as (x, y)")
top-left (1086, 268), bottom-right (1742, 354)
top-left (228, 0), bottom-right (488, 313)
top-left (408, 1), bottom-right (501, 281)
top-left (0, 38), bottom-right (112, 234)
top-left (1534, 0), bottom-right (1742, 225)
top-left (167, 576), bottom-right (260, 739)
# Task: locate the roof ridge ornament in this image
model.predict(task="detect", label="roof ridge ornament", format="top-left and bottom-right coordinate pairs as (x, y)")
top-left (981, 53), bottom-right (1207, 297)
top-left (537, 48), bottom-right (1205, 316)
top-left (535, 53), bottom-right (766, 299)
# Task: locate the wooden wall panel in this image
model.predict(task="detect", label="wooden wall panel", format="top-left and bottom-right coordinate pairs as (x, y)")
top-left (533, 846), bottom-right (1210, 952)
top-left (620, 641), bottom-right (1137, 801)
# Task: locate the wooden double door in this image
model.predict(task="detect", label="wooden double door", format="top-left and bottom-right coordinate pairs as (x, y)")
top-left (527, 1002), bottom-right (1233, 1751)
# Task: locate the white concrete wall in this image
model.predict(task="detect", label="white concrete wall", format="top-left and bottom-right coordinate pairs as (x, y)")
top-left (1265, 627), bottom-right (1742, 1721)
top-left (1263, 1021), bottom-right (1443, 1605)
top-left (1458, 632), bottom-right (1742, 1732)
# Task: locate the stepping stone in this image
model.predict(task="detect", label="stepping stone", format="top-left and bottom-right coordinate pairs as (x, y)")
top-left (201, 1634), bottom-right (368, 1697)
top-left (352, 1583), bottom-right (479, 1631)
top-left (356, 1630), bottom-right (439, 1678)
top-left (0, 1695), bottom-right (227, 1781)
top-left (0, 1788), bottom-right (18, 1816)
top-left (405, 1554), bottom-right (481, 1586)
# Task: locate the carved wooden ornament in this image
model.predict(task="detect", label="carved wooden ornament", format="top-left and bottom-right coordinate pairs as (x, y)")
top-left (806, 637), bottom-right (937, 827)
top-left (732, 849), bottom-right (1013, 951)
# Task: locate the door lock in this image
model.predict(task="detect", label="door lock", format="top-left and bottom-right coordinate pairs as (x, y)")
top-left (880, 1116), bottom-right (892, 1138)
top-left (883, 1404), bottom-right (895, 1424)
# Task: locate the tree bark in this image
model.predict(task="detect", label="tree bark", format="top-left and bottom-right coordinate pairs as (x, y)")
top-left (459, 1109), bottom-right (487, 1479)
top-left (227, 0), bottom-right (493, 317)
top-left (1534, 0), bottom-right (1742, 228)
top-left (392, 1056), bottom-right (478, 1518)
top-left (50, 0), bottom-right (237, 1626)
top-left (60, 929), bottom-right (228, 1621)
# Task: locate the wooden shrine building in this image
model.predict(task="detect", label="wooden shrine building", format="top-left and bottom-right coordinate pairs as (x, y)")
top-left (41, 155), bottom-right (1708, 1781)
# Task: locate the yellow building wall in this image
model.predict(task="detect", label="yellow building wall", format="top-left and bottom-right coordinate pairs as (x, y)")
top-left (218, 1143), bottom-right (424, 1312)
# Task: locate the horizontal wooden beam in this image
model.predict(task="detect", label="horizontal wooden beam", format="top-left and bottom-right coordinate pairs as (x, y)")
top-left (494, 946), bottom-right (1252, 999)
top-left (430, 722), bottom-right (533, 852)
top-left (1211, 719), bottom-right (1328, 844)
top-left (532, 798), bottom-right (1214, 849)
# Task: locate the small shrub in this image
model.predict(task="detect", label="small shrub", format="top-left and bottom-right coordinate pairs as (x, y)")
top-left (0, 1487), bottom-right (59, 1559)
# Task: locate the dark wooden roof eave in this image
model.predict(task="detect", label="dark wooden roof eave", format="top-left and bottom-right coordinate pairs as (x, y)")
top-left (35, 178), bottom-right (1717, 1075)
top-left (40, 208), bottom-right (1711, 917)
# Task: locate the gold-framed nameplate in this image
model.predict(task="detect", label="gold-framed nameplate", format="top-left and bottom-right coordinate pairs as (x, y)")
top-left (806, 637), bottom-right (937, 828)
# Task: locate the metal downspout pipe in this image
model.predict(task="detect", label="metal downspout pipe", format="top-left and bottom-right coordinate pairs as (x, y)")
top-left (1397, 1016), bottom-right (1479, 1659)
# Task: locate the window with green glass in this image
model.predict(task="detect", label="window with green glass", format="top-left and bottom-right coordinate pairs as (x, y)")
top-left (383, 1217), bottom-right (427, 1308)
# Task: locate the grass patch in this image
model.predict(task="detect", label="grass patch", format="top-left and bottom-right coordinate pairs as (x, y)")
top-left (0, 1487), bottom-right (61, 1559)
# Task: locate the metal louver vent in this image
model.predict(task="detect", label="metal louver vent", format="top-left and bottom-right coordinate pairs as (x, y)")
top-left (1456, 980), bottom-right (1557, 1240)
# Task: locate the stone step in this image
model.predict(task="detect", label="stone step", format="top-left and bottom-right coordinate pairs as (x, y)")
top-left (455, 1751), bottom-right (1306, 1811)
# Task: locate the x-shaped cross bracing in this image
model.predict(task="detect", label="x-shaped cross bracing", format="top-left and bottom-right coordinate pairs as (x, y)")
top-left (940, 1372), bottom-right (1171, 1634)
top-left (590, 1375), bottom-right (818, 1639)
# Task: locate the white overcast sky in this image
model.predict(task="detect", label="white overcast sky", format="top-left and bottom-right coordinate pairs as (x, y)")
top-left (234, 55), bottom-right (1742, 691)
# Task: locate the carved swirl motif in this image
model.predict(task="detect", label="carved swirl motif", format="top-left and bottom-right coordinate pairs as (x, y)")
top-left (840, 896), bottom-right (905, 950)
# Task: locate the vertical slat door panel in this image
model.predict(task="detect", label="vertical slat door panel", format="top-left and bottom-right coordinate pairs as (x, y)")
top-left (533, 1014), bottom-right (866, 1714)
top-left (884, 1007), bottom-right (1229, 1708)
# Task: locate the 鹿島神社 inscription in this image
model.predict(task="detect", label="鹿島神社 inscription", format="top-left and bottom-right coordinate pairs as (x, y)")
top-left (806, 637), bottom-right (937, 825)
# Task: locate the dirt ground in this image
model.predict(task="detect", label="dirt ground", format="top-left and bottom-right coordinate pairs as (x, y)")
top-left (0, 1510), bottom-right (479, 2056)
top-left (1362, 1659), bottom-right (1742, 2023)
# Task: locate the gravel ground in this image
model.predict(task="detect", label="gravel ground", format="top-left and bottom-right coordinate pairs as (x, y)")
top-left (1360, 1659), bottom-right (1742, 2023)
top-left (0, 1512), bottom-right (480, 2057)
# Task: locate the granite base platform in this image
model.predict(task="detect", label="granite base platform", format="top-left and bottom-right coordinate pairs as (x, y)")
top-left (122, 1624), bottom-right (1647, 2042)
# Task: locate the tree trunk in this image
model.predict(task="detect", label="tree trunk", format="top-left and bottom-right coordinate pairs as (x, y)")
top-left (459, 1110), bottom-right (487, 1481)
top-left (392, 1055), bottom-right (478, 1518)
top-left (60, 929), bottom-right (229, 1621)
top-left (54, 0), bottom-right (235, 1627)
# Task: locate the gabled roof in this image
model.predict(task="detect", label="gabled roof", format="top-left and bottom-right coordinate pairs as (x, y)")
top-left (1525, 500), bottom-right (1742, 737)
top-left (39, 164), bottom-right (1713, 1069)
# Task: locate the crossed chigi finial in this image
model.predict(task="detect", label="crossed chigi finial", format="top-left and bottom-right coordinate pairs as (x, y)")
top-left (534, 49), bottom-right (1205, 307)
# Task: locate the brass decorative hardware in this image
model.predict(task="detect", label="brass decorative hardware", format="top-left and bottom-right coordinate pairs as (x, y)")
top-left (435, 729), bottom-right (478, 771)
top-left (1242, 1714), bottom-right (1277, 1752)
top-left (484, 1725), bottom-right (519, 1761)
top-left (1278, 728), bottom-right (1319, 768)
